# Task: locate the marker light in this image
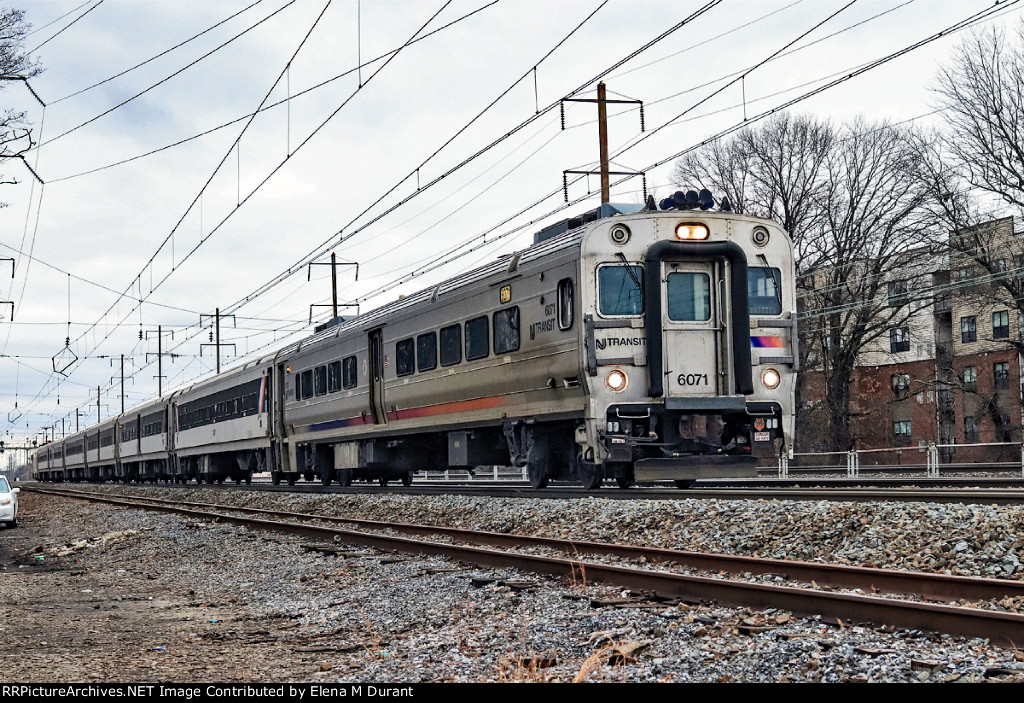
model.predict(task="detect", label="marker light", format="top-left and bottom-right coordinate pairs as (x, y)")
top-left (605, 369), bottom-right (628, 392)
top-left (761, 367), bottom-right (781, 390)
top-left (675, 223), bottom-right (709, 240)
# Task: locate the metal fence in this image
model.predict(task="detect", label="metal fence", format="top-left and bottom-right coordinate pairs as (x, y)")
top-left (780, 441), bottom-right (1024, 478)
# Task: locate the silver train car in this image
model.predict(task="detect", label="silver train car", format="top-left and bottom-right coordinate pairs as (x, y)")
top-left (33, 195), bottom-right (796, 489)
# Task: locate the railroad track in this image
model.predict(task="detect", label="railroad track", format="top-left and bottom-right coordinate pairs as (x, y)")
top-left (39, 478), bottom-right (1024, 505)
top-left (32, 485), bottom-right (1024, 647)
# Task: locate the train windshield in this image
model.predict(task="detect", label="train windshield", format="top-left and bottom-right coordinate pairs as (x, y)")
top-left (599, 264), bottom-right (644, 316)
top-left (748, 267), bottom-right (782, 315)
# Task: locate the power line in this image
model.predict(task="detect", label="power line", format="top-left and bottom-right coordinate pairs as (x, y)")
top-left (33, 0), bottom-right (299, 150)
top-left (27, 0), bottom-right (104, 55)
top-left (51, 0), bottom-right (266, 104)
top-left (43, 0), bottom-right (501, 183)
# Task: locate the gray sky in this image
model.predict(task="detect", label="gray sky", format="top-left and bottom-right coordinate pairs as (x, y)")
top-left (1, 0), bottom-right (1020, 444)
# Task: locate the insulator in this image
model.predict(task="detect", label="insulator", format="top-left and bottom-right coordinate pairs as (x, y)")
top-left (209, 331), bottom-right (213, 342)
top-left (639, 104), bottom-right (645, 132)
top-left (563, 173), bottom-right (569, 203)
top-left (560, 102), bottom-right (565, 130)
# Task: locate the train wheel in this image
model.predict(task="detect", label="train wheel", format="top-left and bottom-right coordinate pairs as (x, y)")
top-left (244, 471), bottom-right (253, 485)
top-left (338, 469), bottom-right (353, 487)
top-left (287, 474), bottom-right (297, 486)
top-left (673, 480), bottom-right (695, 489)
top-left (401, 472), bottom-right (413, 487)
top-left (616, 477), bottom-right (635, 489)
top-left (271, 472), bottom-right (281, 486)
top-left (320, 470), bottom-right (333, 487)
top-left (378, 477), bottom-right (389, 487)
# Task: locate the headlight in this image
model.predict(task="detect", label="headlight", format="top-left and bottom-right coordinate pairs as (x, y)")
top-left (675, 223), bottom-right (709, 240)
top-left (761, 368), bottom-right (781, 390)
top-left (605, 369), bottom-right (628, 392)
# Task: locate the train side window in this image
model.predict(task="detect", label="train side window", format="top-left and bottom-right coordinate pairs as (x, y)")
top-left (396, 338), bottom-right (415, 377)
top-left (300, 370), bottom-right (313, 400)
top-left (417, 332), bottom-right (437, 371)
top-left (466, 316), bottom-right (489, 360)
top-left (294, 375), bottom-right (300, 402)
top-left (748, 267), bottom-right (782, 315)
top-left (557, 278), bottom-right (574, 330)
top-left (314, 365), bottom-right (327, 396)
top-left (327, 361), bottom-right (342, 393)
top-left (598, 264), bottom-right (644, 316)
top-left (494, 307), bottom-right (520, 354)
top-left (440, 324), bottom-right (462, 366)
top-left (342, 356), bottom-right (358, 389)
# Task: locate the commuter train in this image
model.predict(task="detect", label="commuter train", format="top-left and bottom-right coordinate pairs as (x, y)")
top-left (32, 192), bottom-right (796, 489)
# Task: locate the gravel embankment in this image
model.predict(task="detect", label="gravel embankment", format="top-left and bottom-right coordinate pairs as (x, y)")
top-left (3, 486), bottom-right (1024, 683)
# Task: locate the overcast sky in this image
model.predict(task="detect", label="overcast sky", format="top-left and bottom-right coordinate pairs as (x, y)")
top-left (1, 0), bottom-right (1021, 445)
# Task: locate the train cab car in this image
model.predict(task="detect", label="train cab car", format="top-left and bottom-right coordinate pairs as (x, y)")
top-left (567, 197), bottom-right (796, 488)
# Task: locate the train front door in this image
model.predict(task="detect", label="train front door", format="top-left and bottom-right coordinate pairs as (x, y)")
top-left (368, 329), bottom-right (388, 425)
top-left (662, 260), bottom-right (723, 400)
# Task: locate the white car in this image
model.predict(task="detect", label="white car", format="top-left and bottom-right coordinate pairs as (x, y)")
top-left (0, 476), bottom-right (19, 529)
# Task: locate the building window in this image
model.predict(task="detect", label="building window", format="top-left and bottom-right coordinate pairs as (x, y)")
top-left (995, 362), bottom-right (1010, 390)
top-left (961, 316), bottom-right (977, 343)
top-left (894, 421), bottom-right (912, 446)
top-left (964, 416), bottom-right (977, 443)
top-left (993, 310), bottom-right (1010, 339)
top-left (887, 280), bottom-right (908, 307)
top-left (891, 374), bottom-right (910, 399)
top-left (997, 413), bottom-right (1013, 441)
top-left (963, 366), bottom-right (977, 391)
top-left (992, 258), bottom-right (1007, 288)
top-left (889, 327), bottom-right (910, 353)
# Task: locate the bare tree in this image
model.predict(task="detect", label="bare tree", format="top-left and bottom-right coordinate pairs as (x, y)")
top-left (0, 7), bottom-right (43, 192)
top-left (933, 23), bottom-right (1024, 213)
top-left (674, 114), bottom-right (933, 452)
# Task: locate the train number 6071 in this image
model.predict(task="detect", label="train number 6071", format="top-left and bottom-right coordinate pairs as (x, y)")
top-left (676, 373), bottom-right (708, 386)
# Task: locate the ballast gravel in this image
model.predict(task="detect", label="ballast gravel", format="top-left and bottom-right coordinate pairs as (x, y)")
top-left (2, 484), bottom-right (1024, 683)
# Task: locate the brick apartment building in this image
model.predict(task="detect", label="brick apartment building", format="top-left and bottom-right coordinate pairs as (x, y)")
top-left (800, 217), bottom-right (1023, 465)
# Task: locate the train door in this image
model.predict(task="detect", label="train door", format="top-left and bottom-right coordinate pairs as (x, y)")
top-left (662, 260), bottom-right (724, 399)
top-left (368, 329), bottom-right (388, 425)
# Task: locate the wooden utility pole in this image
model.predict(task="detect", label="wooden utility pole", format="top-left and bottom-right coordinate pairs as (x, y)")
top-left (598, 82), bottom-right (610, 204)
top-left (560, 83), bottom-right (645, 204)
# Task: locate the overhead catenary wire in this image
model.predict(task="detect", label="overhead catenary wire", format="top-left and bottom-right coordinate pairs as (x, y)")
top-left (50, 0), bottom-right (265, 104)
top-left (43, 0), bottom-right (502, 183)
top-left (32, 0), bottom-right (300, 150)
